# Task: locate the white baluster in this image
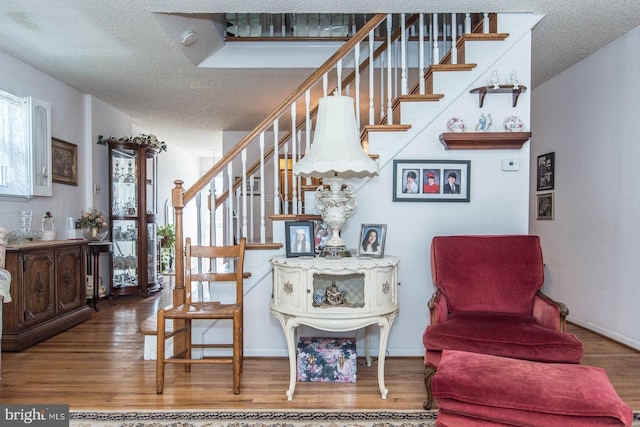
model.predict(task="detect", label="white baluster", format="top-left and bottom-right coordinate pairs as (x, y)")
top-left (226, 163), bottom-right (234, 246)
top-left (433, 13), bottom-right (440, 65)
top-left (354, 41), bottom-right (361, 129)
top-left (305, 90), bottom-right (311, 186)
top-left (290, 103), bottom-right (297, 215)
top-left (401, 14), bottom-right (408, 95)
top-left (451, 13), bottom-right (458, 64)
top-left (386, 14), bottom-right (393, 123)
top-left (483, 13), bottom-right (489, 33)
top-left (369, 29), bottom-right (375, 125)
top-left (241, 149), bottom-right (248, 239)
top-left (259, 132), bottom-right (265, 243)
top-left (273, 119), bottom-right (280, 215)
top-left (419, 13), bottom-right (425, 95)
top-left (465, 13), bottom-right (471, 34)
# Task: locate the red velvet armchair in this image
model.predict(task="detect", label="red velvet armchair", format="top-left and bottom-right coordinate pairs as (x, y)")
top-left (423, 235), bottom-right (585, 410)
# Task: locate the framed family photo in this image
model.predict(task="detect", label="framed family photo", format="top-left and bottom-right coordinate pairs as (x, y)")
top-left (536, 192), bottom-right (554, 220)
top-left (357, 224), bottom-right (387, 258)
top-left (285, 221), bottom-right (315, 257)
top-left (52, 138), bottom-right (78, 186)
top-left (392, 159), bottom-right (470, 202)
top-left (537, 152), bottom-right (554, 191)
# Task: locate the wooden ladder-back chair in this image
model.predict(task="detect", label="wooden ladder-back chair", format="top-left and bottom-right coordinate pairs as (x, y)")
top-left (156, 237), bottom-right (247, 394)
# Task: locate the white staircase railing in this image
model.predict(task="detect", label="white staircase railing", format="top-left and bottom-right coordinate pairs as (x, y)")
top-left (170, 12), bottom-right (495, 306)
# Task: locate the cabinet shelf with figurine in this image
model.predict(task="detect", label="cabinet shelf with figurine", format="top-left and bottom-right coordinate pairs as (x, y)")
top-left (107, 139), bottom-right (162, 297)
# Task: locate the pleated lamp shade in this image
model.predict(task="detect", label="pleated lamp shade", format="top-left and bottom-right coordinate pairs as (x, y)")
top-left (293, 94), bottom-right (378, 179)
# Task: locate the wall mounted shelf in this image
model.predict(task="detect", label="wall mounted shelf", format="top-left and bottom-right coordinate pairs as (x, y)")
top-left (469, 85), bottom-right (527, 108)
top-left (439, 132), bottom-right (532, 150)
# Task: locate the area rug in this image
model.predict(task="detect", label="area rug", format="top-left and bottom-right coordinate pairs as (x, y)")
top-left (69, 409), bottom-right (640, 427)
top-left (69, 410), bottom-right (438, 427)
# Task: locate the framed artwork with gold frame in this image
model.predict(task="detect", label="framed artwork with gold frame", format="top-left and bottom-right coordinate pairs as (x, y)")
top-left (52, 138), bottom-right (78, 186)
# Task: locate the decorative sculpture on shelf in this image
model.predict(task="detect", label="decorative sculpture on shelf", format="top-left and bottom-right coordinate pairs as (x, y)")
top-left (489, 70), bottom-right (500, 89)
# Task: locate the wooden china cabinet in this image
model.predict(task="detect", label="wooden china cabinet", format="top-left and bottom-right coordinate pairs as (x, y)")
top-left (106, 138), bottom-right (161, 297)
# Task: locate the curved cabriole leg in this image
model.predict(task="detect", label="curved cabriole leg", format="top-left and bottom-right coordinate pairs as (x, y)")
top-left (423, 364), bottom-right (437, 410)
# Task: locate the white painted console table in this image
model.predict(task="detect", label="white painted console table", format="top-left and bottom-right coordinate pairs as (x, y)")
top-left (269, 255), bottom-right (399, 400)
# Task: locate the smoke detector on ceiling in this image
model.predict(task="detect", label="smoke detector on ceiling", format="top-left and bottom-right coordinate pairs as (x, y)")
top-left (181, 30), bottom-right (198, 46)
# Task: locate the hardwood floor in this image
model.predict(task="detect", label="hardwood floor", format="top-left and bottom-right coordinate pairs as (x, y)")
top-left (1, 286), bottom-right (638, 411)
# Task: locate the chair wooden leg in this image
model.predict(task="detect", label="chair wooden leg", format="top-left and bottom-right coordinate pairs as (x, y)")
top-left (185, 319), bottom-right (192, 373)
top-left (156, 309), bottom-right (166, 394)
top-left (232, 309), bottom-right (242, 394)
top-left (423, 364), bottom-right (437, 410)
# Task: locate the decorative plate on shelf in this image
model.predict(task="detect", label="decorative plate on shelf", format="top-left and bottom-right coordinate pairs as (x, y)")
top-left (446, 117), bottom-right (467, 133)
top-left (503, 115), bottom-right (524, 132)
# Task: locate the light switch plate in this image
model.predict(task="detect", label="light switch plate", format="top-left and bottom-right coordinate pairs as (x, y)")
top-left (502, 159), bottom-right (519, 171)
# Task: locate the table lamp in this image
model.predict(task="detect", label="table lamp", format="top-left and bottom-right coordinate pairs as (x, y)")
top-left (294, 92), bottom-right (378, 256)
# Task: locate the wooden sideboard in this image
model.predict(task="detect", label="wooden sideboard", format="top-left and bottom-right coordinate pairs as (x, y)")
top-left (1, 240), bottom-right (92, 351)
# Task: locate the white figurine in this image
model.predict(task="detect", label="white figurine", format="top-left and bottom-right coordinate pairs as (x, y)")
top-left (489, 70), bottom-right (500, 89)
top-left (485, 113), bottom-right (492, 131)
top-left (508, 70), bottom-right (519, 90)
top-left (476, 113), bottom-right (486, 131)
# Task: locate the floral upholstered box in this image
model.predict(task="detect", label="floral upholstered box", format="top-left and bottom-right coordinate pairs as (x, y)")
top-left (296, 336), bottom-right (357, 382)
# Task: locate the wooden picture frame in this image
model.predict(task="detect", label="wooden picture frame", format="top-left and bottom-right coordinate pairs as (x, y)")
top-left (393, 159), bottom-right (470, 202)
top-left (536, 192), bottom-right (554, 220)
top-left (357, 224), bottom-right (387, 258)
top-left (285, 221), bottom-right (315, 257)
top-left (52, 138), bottom-right (78, 186)
top-left (537, 152), bottom-right (555, 191)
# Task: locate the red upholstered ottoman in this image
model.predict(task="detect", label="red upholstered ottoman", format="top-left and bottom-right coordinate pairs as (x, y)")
top-left (433, 350), bottom-right (632, 427)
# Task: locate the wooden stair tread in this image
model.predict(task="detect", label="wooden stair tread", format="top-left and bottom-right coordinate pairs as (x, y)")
top-left (363, 124), bottom-right (412, 132)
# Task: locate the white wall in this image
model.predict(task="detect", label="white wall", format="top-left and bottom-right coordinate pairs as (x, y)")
top-left (0, 49), bottom-right (93, 232)
top-left (530, 26), bottom-right (640, 349)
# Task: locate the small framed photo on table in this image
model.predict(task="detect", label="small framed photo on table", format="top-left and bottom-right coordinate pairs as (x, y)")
top-left (357, 224), bottom-right (387, 258)
top-left (285, 221), bottom-right (315, 257)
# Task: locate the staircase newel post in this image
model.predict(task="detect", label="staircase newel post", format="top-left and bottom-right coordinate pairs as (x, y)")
top-left (172, 180), bottom-right (185, 306)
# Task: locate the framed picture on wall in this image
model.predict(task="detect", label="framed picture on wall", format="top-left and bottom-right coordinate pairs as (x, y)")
top-left (537, 152), bottom-right (555, 191)
top-left (51, 138), bottom-right (78, 186)
top-left (392, 159), bottom-right (470, 202)
top-left (536, 192), bottom-right (554, 220)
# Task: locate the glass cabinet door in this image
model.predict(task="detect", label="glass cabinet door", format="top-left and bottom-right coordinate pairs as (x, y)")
top-left (107, 140), bottom-right (162, 297)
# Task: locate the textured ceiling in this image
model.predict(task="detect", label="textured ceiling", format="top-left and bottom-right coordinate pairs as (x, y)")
top-left (1, 0), bottom-right (639, 158)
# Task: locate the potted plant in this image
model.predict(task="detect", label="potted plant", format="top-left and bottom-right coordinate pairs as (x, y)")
top-left (157, 224), bottom-right (175, 272)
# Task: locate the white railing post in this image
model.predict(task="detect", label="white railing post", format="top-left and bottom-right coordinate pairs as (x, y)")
top-left (304, 90), bottom-right (311, 186)
top-left (290, 103), bottom-right (298, 214)
top-left (337, 59), bottom-right (343, 94)
top-left (272, 119), bottom-right (280, 215)
top-left (354, 41), bottom-right (361, 129)
top-left (483, 13), bottom-right (489, 33)
top-left (419, 13), bottom-right (425, 95)
top-left (432, 13), bottom-right (440, 65)
top-left (451, 13), bottom-right (458, 64)
top-left (386, 14), bottom-right (393, 123)
top-left (368, 29), bottom-right (375, 125)
top-left (400, 14), bottom-right (408, 95)
top-left (241, 149), bottom-right (248, 239)
top-left (259, 132), bottom-right (265, 243)
top-left (283, 140), bottom-right (289, 214)
top-left (465, 13), bottom-right (471, 33)
top-left (226, 163), bottom-right (234, 245)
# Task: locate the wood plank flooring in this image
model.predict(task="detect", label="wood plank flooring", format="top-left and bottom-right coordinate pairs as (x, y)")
top-left (1, 286), bottom-right (638, 410)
